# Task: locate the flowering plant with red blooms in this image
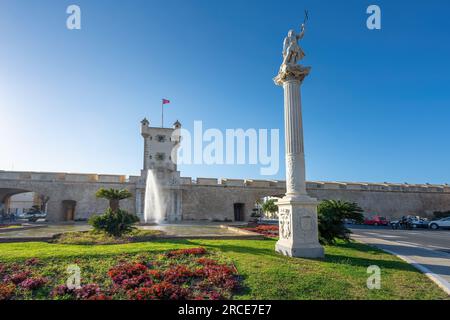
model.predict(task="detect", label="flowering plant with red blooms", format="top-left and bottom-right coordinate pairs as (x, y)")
top-left (197, 264), bottom-right (238, 290)
top-left (1, 247), bottom-right (241, 300)
top-left (51, 284), bottom-right (73, 298)
top-left (51, 284), bottom-right (110, 300)
top-left (128, 281), bottom-right (189, 300)
top-left (0, 283), bottom-right (16, 300)
top-left (3, 271), bottom-right (31, 285)
top-left (74, 284), bottom-right (103, 299)
top-left (163, 265), bottom-right (195, 284)
top-left (243, 224), bottom-right (279, 237)
top-left (147, 269), bottom-right (162, 280)
top-left (25, 258), bottom-right (40, 266)
top-left (19, 276), bottom-right (48, 290)
top-left (196, 258), bottom-right (218, 265)
top-left (166, 247), bottom-right (207, 257)
top-left (108, 263), bottom-right (152, 289)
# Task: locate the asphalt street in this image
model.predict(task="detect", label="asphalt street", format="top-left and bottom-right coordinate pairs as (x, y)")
top-left (349, 225), bottom-right (450, 294)
top-left (349, 225), bottom-right (450, 254)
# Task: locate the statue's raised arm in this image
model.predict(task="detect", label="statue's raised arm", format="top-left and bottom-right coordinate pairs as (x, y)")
top-left (296, 23), bottom-right (305, 41)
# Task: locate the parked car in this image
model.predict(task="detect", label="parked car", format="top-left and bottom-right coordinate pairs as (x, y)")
top-left (364, 215), bottom-right (389, 226)
top-left (390, 215), bottom-right (428, 229)
top-left (19, 210), bottom-right (47, 222)
top-left (411, 218), bottom-right (429, 229)
top-left (429, 217), bottom-right (450, 230)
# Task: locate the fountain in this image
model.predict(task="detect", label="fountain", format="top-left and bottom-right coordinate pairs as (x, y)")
top-left (144, 170), bottom-right (166, 223)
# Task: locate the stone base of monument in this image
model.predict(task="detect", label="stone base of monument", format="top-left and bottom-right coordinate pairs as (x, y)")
top-left (275, 195), bottom-right (324, 258)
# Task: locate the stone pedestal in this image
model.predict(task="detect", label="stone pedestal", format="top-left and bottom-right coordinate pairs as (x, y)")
top-left (275, 197), bottom-right (324, 258)
top-left (274, 63), bottom-right (324, 258)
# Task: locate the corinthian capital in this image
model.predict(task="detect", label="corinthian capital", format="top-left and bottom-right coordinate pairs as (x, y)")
top-left (274, 63), bottom-right (311, 86)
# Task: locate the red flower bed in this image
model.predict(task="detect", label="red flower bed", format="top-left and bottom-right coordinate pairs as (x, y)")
top-left (25, 258), bottom-right (40, 266)
top-left (1, 247), bottom-right (241, 300)
top-left (51, 283), bottom-right (108, 300)
top-left (166, 247), bottom-right (207, 257)
top-left (3, 271), bottom-right (31, 285)
top-left (19, 277), bottom-right (48, 290)
top-left (127, 281), bottom-right (189, 300)
top-left (106, 248), bottom-right (239, 300)
top-left (243, 224), bottom-right (279, 238)
top-left (196, 264), bottom-right (239, 290)
top-left (163, 265), bottom-right (195, 284)
top-left (0, 283), bottom-right (15, 300)
top-left (108, 263), bottom-right (153, 290)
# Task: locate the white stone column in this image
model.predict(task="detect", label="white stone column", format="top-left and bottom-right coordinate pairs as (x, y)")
top-left (274, 64), bottom-right (324, 258)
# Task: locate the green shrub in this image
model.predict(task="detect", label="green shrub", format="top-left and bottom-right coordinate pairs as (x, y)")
top-left (89, 208), bottom-right (139, 237)
top-left (318, 200), bottom-right (364, 245)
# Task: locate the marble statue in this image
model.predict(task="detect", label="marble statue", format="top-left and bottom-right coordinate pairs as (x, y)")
top-left (282, 24), bottom-right (306, 65)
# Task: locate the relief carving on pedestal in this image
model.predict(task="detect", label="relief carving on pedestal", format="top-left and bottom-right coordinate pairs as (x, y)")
top-left (300, 215), bottom-right (312, 231)
top-left (279, 208), bottom-right (291, 239)
top-left (286, 157), bottom-right (296, 193)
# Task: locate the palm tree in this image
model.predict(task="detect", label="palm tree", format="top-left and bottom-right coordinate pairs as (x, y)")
top-left (95, 188), bottom-right (132, 212)
top-left (317, 199), bottom-right (364, 244)
top-left (262, 199), bottom-right (278, 219)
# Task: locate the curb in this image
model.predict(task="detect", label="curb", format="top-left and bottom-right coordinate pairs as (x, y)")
top-left (381, 248), bottom-right (450, 296)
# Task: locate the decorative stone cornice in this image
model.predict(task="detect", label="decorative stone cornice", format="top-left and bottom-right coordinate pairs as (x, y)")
top-left (274, 63), bottom-right (311, 86)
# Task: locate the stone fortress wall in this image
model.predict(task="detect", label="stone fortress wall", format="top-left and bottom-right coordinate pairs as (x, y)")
top-left (0, 171), bottom-right (138, 221)
top-left (179, 177), bottom-right (450, 221)
top-left (1, 170), bottom-right (450, 222)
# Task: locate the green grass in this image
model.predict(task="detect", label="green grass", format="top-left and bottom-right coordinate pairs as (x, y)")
top-left (51, 230), bottom-right (163, 245)
top-left (0, 225), bottom-right (23, 230)
top-left (0, 239), bottom-right (448, 300)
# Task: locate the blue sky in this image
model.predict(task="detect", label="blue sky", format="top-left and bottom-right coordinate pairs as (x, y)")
top-left (1, 0), bottom-right (449, 184)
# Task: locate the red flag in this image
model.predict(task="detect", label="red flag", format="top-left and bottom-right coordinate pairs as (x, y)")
top-left (162, 99), bottom-right (170, 105)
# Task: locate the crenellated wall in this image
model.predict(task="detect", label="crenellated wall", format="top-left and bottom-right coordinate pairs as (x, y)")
top-left (179, 177), bottom-right (450, 220)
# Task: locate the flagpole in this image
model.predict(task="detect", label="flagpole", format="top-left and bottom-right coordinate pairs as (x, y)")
top-left (161, 100), bottom-right (163, 128)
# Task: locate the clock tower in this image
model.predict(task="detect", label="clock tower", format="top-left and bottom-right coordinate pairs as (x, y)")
top-left (139, 118), bottom-right (182, 221)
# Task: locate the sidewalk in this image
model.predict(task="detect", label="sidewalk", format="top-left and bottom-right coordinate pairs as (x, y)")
top-left (352, 233), bottom-right (450, 295)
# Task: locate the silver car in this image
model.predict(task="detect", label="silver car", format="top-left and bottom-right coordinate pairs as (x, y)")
top-left (429, 217), bottom-right (450, 230)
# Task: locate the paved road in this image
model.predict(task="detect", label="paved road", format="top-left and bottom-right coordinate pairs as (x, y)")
top-left (349, 225), bottom-right (450, 254)
top-left (349, 225), bottom-right (450, 295)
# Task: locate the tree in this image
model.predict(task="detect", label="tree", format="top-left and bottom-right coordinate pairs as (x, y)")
top-left (261, 199), bottom-right (278, 218)
top-left (95, 188), bottom-right (132, 212)
top-left (91, 188), bottom-right (137, 237)
top-left (317, 200), bottom-right (364, 245)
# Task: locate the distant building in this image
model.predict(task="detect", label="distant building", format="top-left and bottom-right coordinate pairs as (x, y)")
top-left (6, 192), bottom-right (39, 214)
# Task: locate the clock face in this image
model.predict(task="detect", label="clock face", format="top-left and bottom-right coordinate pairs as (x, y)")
top-left (155, 153), bottom-right (165, 161)
top-left (156, 135), bottom-right (166, 142)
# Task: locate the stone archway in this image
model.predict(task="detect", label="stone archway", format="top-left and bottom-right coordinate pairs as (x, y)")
top-left (0, 187), bottom-right (52, 218)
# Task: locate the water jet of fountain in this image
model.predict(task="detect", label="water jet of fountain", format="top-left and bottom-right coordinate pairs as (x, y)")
top-left (144, 170), bottom-right (166, 223)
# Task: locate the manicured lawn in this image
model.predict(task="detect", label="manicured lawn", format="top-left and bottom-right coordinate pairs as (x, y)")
top-left (0, 225), bottom-right (23, 229)
top-left (0, 239), bottom-right (448, 300)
